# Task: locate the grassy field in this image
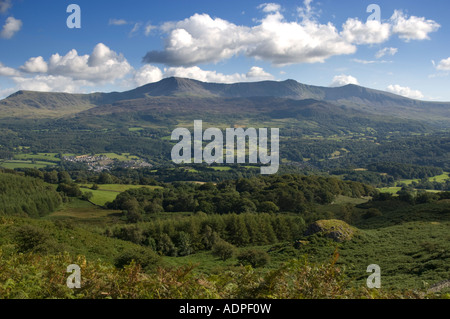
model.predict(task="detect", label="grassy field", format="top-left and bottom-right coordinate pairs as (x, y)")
top-left (397, 172), bottom-right (449, 186)
top-left (0, 160), bottom-right (57, 169)
top-left (80, 184), bottom-right (162, 206)
top-left (377, 172), bottom-right (450, 194)
top-left (13, 153), bottom-right (61, 162)
top-left (160, 200), bottom-right (450, 290)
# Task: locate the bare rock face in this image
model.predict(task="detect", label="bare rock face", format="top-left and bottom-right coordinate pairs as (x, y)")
top-left (304, 219), bottom-right (357, 242)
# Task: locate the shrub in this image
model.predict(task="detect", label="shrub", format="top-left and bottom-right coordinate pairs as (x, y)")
top-left (237, 249), bottom-right (270, 268)
top-left (13, 224), bottom-right (50, 253)
top-left (114, 247), bottom-right (161, 272)
top-left (211, 240), bottom-right (235, 261)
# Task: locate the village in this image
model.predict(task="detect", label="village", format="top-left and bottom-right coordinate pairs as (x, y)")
top-left (62, 154), bottom-right (152, 172)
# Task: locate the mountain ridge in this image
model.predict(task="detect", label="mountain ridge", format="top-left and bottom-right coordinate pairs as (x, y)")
top-left (1, 77), bottom-right (449, 125)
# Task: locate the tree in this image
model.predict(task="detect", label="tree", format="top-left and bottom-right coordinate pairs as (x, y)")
top-left (237, 249), bottom-right (270, 268)
top-left (13, 225), bottom-right (50, 253)
top-left (81, 191), bottom-right (93, 201)
top-left (57, 183), bottom-right (82, 197)
top-left (157, 233), bottom-right (177, 256)
top-left (176, 231), bottom-right (193, 256)
top-left (58, 171), bottom-right (72, 184)
top-left (212, 240), bottom-right (235, 261)
top-left (114, 247), bottom-right (161, 272)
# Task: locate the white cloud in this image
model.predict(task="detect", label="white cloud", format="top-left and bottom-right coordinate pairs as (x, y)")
top-left (246, 66), bottom-right (273, 79)
top-left (0, 61), bottom-right (19, 76)
top-left (144, 23), bottom-right (157, 36)
top-left (46, 43), bottom-right (132, 83)
top-left (142, 2), bottom-right (439, 67)
top-left (352, 59), bottom-right (391, 64)
top-left (0, 44), bottom-right (134, 94)
top-left (129, 23), bottom-right (142, 37)
top-left (375, 47), bottom-right (398, 59)
top-left (341, 19), bottom-right (391, 45)
top-left (0, 0), bottom-right (12, 14)
top-left (0, 16), bottom-right (22, 39)
top-left (12, 75), bottom-right (90, 93)
top-left (330, 74), bottom-right (359, 87)
top-left (258, 3), bottom-right (281, 13)
top-left (387, 84), bottom-right (424, 99)
top-left (20, 56), bottom-right (48, 73)
top-left (163, 65), bottom-right (273, 83)
top-left (133, 65), bottom-right (163, 86)
top-left (435, 57), bottom-right (450, 71)
top-left (143, 6), bottom-right (356, 67)
top-left (390, 10), bottom-right (440, 41)
top-left (109, 19), bottom-right (128, 26)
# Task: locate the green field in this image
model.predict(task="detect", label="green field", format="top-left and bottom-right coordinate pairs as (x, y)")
top-left (0, 160), bottom-right (57, 169)
top-left (80, 184), bottom-right (162, 206)
top-left (13, 153), bottom-right (61, 162)
top-left (94, 153), bottom-right (140, 161)
top-left (397, 172), bottom-right (449, 186)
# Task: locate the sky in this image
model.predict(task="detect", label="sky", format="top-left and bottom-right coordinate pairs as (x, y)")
top-left (1, 0), bottom-right (450, 101)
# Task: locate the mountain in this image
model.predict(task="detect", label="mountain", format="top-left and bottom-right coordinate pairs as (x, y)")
top-left (1, 77), bottom-right (449, 125)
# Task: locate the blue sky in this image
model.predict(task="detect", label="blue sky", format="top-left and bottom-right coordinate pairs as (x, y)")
top-left (1, 0), bottom-right (450, 101)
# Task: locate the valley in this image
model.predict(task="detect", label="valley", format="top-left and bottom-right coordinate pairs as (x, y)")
top-left (0, 78), bottom-right (448, 299)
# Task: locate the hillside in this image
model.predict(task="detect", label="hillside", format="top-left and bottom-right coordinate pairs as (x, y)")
top-left (1, 77), bottom-right (449, 125)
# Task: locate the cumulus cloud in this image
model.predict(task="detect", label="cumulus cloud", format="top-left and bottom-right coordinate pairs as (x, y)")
top-left (12, 75), bottom-right (90, 93)
top-left (143, 3), bottom-right (356, 67)
top-left (375, 47), bottom-right (398, 59)
top-left (20, 56), bottom-right (48, 73)
top-left (341, 19), bottom-right (391, 45)
top-left (246, 66), bottom-right (273, 79)
top-left (0, 16), bottom-right (22, 39)
top-left (133, 65), bottom-right (163, 86)
top-left (330, 74), bottom-right (359, 87)
top-left (0, 43), bottom-right (135, 94)
top-left (45, 43), bottom-right (133, 82)
top-left (131, 64), bottom-right (274, 87)
top-left (163, 65), bottom-right (273, 84)
top-left (435, 57), bottom-right (450, 71)
top-left (390, 10), bottom-right (440, 41)
top-left (0, 61), bottom-right (19, 76)
top-left (142, 2), bottom-right (441, 68)
top-left (387, 84), bottom-right (424, 99)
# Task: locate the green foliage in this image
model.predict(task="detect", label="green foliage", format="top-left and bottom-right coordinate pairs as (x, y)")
top-left (109, 174), bottom-right (377, 216)
top-left (13, 224), bottom-right (50, 253)
top-left (237, 249), bottom-right (271, 268)
top-left (0, 171), bottom-right (62, 217)
top-left (114, 247), bottom-right (161, 272)
top-left (108, 213), bottom-right (305, 255)
top-left (211, 240), bottom-right (235, 261)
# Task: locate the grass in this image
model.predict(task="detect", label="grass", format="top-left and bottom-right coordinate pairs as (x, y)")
top-left (396, 172), bottom-right (449, 186)
top-left (0, 160), bottom-right (56, 169)
top-left (48, 199), bottom-right (113, 220)
top-left (211, 166), bottom-right (232, 171)
top-left (80, 184), bottom-right (163, 206)
top-left (94, 153), bottom-right (140, 161)
top-left (13, 153), bottom-right (61, 162)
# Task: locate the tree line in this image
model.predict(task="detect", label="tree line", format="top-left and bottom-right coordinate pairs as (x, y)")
top-left (106, 212), bottom-right (306, 257)
top-left (107, 174), bottom-right (377, 222)
top-left (0, 170), bottom-right (62, 217)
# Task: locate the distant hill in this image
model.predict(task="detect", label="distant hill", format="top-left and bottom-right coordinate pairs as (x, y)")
top-left (1, 77), bottom-right (449, 125)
